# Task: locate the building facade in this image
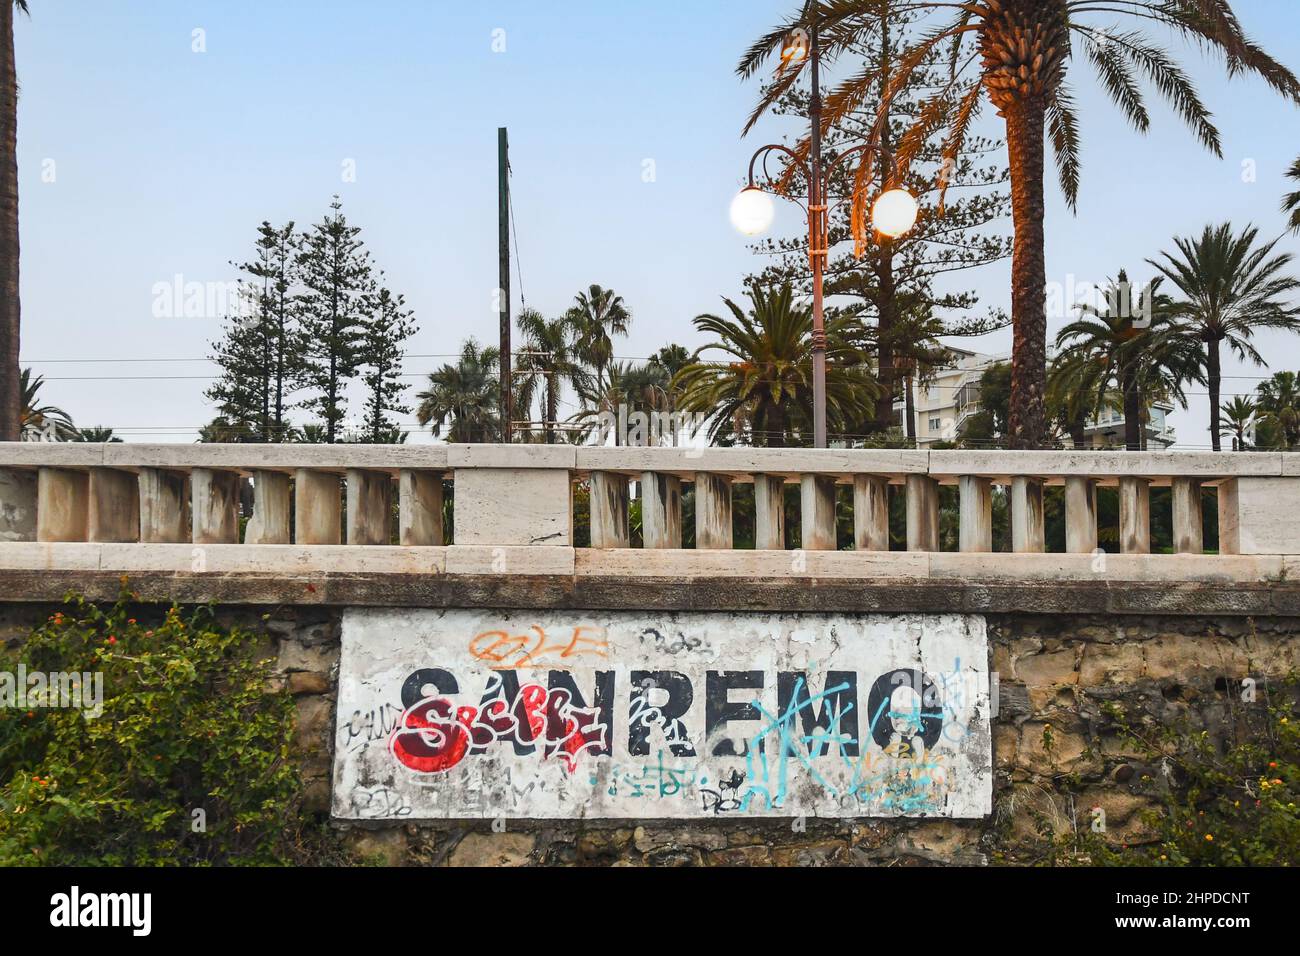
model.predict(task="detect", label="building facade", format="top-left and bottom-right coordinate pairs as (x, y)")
top-left (896, 349), bottom-right (1177, 449)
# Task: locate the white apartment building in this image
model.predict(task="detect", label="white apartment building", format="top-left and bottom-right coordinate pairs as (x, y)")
top-left (896, 348), bottom-right (1177, 449)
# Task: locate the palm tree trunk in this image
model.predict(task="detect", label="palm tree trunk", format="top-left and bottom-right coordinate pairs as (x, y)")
top-left (1004, 100), bottom-right (1048, 449)
top-left (545, 380), bottom-right (557, 444)
top-left (904, 372), bottom-right (916, 441)
top-left (1207, 337), bottom-right (1222, 452)
top-left (1122, 371), bottom-right (1142, 451)
top-left (0, 2), bottom-right (20, 442)
top-left (766, 402), bottom-right (786, 449)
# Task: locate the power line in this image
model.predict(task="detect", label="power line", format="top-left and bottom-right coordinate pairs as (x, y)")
top-left (17, 355), bottom-right (1297, 383)
top-left (508, 164), bottom-right (525, 310)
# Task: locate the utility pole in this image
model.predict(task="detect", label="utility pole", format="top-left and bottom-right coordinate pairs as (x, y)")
top-left (498, 127), bottom-right (512, 443)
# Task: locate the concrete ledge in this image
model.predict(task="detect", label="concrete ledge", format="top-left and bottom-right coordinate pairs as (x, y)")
top-left (0, 442), bottom-right (451, 473)
top-left (445, 545), bottom-right (575, 576)
top-left (928, 450), bottom-right (1285, 481)
top-left (577, 548), bottom-right (930, 578)
top-left (575, 447), bottom-right (929, 478)
top-left (0, 568), bottom-right (1290, 615)
top-left (928, 552), bottom-right (1285, 583)
top-left (1, 543), bottom-right (1289, 587)
top-left (447, 444), bottom-right (575, 469)
top-left (0, 542), bottom-right (448, 574)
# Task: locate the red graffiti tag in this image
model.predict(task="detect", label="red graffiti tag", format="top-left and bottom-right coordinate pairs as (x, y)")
top-left (390, 684), bottom-right (607, 775)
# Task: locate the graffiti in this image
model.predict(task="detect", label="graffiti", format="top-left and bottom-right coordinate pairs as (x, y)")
top-left (390, 675), bottom-right (610, 775)
top-left (468, 624), bottom-right (609, 670)
top-left (700, 768), bottom-right (746, 815)
top-left (355, 785), bottom-right (412, 819)
top-left (334, 610), bottom-right (991, 820)
top-left (593, 751), bottom-right (703, 802)
top-left (340, 703), bottom-right (404, 754)
top-left (637, 626), bottom-right (708, 656)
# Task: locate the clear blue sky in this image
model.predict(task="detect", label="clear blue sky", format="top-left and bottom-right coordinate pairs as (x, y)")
top-left (15, 0), bottom-right (1300, 446)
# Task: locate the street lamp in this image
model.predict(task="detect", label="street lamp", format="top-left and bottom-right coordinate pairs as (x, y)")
top-left (729, 186), bottom-right (775, 236)
top-left (731, 9), bottom-right (917, 448)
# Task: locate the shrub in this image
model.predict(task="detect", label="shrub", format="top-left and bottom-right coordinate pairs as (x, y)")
top-left (0, 589), bottom-right (339, 865)
top-left (1078, 676), bottom-right (1300, 866)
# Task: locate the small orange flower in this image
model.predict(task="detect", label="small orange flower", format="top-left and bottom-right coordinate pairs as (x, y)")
top-left (1205, 834), bottom-right (1214, 842)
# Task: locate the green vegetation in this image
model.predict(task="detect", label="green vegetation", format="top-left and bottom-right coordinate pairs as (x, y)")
top-left (0, 591), bottom-right (346, 866)
top-left (1063, 678), bottom-right (1299, 866)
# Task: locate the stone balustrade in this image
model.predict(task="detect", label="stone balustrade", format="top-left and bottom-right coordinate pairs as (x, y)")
top-left (0, 443), bottom-right (1298, 605)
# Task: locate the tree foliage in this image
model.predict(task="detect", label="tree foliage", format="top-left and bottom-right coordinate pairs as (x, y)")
top-left (0, 592), bottom-right (342, 865)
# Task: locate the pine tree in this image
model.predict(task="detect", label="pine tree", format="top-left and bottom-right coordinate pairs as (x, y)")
top-left (296, 197), bottom-right (374, 443)
top-left (206, 221), bottom-right (302, 441)
top-left (748, 8), bottom-right (1011, 436)
top-left (359, 284), bottom-right (416, 443)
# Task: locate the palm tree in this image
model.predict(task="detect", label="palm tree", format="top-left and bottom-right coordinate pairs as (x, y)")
top-left (571, 361), bottom-right (637, 446)
top-left (73, 426), bottom-right (121, 443)
top-left (1219, 396), bottom-right (1257, 451)
top-left (1283, 156), bottom-right (1300, 234)
top-left (740, 1), bottom-right (1300, 449)
top-left (0, 2), bottom-right (29, 442)
top-left (1046, 352), bottom-right (1098, 448)
top-left (884, 303), bottom-right (949, 442)
top-left (648, 344), bottom-right (691, 382)
top-left (1054, 271), bottom-right (1202, 450)
top-left (644, 345), bottom-right (693, 445)
top-left (565, 285), bottom-right (631, 385)
top-left (415, 339), bottom-right (501, 443)
top-left (1149, 224), bottom-right (1300, 450)
top-left (19, 368), bottom-right (75, 440)
top-left (296, 423), bottom-right (329, 444)
top-left (674, 284), bottom-right (876, 447)
top-left (1254, 370), bottom-right (1300, 450)
top-left (515, 307), bottom-right (588, 444)
top-left (198, 415), bottom-right (260, 443)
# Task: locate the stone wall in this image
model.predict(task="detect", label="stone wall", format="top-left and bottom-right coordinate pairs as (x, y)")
top-left (3, 601), bottom-right (1296, 866)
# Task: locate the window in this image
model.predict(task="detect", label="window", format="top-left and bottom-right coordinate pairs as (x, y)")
top-left (929, 417), bottom-right (942, 431)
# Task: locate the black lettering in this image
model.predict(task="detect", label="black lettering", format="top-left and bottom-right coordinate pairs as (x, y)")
top-left (628, 671), bottom-right (696, 757)
top-left (776, 671), bottom-right (859, 757)
top-left (547, 670), bottom-right (615, 757)
top-left (706, 670), bottom-right (765, 756)
top-left (400, 668), bottom-right (458, 708)
top-left (865, 669), bottom-right (942, 751)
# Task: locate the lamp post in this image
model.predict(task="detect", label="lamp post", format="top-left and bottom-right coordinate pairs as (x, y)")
top-left (731, 11), bottom-right (918, 448)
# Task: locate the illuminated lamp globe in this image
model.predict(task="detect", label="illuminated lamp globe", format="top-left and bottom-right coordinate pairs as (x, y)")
top-left (730, 186), bottom-right (775, 236)
top-left (872, 188), bottom-right (919, 238)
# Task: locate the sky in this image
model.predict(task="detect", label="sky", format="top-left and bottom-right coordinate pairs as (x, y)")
top-left (15, 0), bottom-right (1300, 447)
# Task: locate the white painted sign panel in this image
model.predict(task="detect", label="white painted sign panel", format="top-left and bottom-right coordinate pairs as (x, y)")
top-left (332, 609), bottom-right (992, 820)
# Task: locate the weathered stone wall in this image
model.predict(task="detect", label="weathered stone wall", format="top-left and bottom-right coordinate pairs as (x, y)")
top-left (3, 602), bottom-right (1296, 866)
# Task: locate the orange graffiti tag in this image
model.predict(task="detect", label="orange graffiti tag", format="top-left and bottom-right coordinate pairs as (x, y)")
top-left (468, 624), bottom-right (609, 670)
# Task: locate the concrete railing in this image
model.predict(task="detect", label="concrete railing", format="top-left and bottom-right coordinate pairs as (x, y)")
top-left (0, 444), bottom-right (1297, 591)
